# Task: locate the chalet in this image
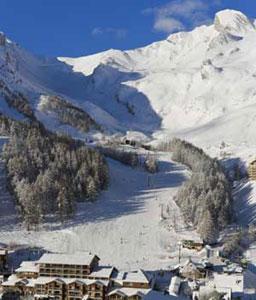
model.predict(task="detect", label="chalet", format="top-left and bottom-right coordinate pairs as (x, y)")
top-left (248, 160), bottom-right (256, 180)
top-left (88, 266), bottom-right (116, 281)
top-left (108, 288), bottom-right (149, 300)
top-left (66, 279), bottom-right (85, 300)
top-left (15, 261), bottom-right (39, 279)
top-left (86, 280), bottom-right (109, 300)
top-left (113, 270), bottom-right (151, 289)
top-left (1, 274), bottom-right (35, 297)
top-left (179, 258), bottom-right (206, 280)
top-left (34, 278), bottom-right (109, 300)
top-left (34, 277), bottom-right (65, 300)
top-left (38, 252), bottom-right (100, 278)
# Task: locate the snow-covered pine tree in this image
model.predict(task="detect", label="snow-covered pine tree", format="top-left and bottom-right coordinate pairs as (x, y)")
top-left (199, 210), bottom-right (219, 245)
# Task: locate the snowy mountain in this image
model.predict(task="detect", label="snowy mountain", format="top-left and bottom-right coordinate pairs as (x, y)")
top-left (1, 9), bottom-right (256, 271)
top-left (1, 9), bottom-right (256, 158)
top-left (59, 10), bottom-right (256, 158)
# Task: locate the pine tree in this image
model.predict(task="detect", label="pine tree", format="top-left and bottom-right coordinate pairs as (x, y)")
top-left (57, 186), bottom-right (74, 224)
top-left (87, 176), bottom-right (98, 200)
top-left (199, 210), bottom-right (219, 244)
top-left (144, 155), bottom-right (158, 173)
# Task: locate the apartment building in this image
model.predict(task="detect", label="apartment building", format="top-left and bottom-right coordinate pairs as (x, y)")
top-left (1, 252), bottom-right (152, 300)
top-left (38, 252), bottom-right (100, 278)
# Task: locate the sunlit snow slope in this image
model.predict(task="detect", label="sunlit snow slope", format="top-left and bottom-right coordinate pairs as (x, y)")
top-left (0, 10), bottom-right (256, 152)
top-left (59, 10), bottom-right (256, 151)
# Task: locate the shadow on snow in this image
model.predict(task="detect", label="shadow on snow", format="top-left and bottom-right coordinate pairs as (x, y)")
top-left (46, 157), bottom-right (187, 230)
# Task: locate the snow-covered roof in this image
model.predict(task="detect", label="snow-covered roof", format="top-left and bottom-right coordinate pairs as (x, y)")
top-left (37, 252), bottom-right (99, 266)
top-left (208, 273), bottom-right (244, 294)
top-left (2, 275), bottom-right (20, 286)
top-left (108, 287), bottom-right (150, 297)
top-left (122, 269), bottom-right (150, 284)
top-left (34, 294), bottom-right (49, 299)
top-left (2, 275), bottom-right (35, 287)
top-left (180, 258), bottom-right (205, 273)
top-left (198, 285), bottom-right (232, 299)
top-left (34, 277), bottom-right (64, 285)
top-left (88, 266), bottom-right (114, 279)
top-left (108, 288), bottom-right (174, 300)
top-left (16, 261), bottom-right (39, 273)
top-left (223, 263), bottom-right (243, 274)
top-left (33, 276), bottom-right (109, 287)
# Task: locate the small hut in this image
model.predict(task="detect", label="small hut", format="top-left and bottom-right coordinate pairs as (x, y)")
top-left (180, 258), bottom-right (206, 280)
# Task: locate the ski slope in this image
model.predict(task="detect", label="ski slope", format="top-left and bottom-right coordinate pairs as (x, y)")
top-left (0, 151), bottom-right (200, 270)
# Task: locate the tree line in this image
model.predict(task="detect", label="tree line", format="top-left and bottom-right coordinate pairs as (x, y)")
top-left (160, 138), bottom-right (233, 244)
top-left (2, 119), bottom-right (109, 229)
top-left (39, 95), bottom-right (100, 133)
top-left (98, 145), bottom-right (158, 173)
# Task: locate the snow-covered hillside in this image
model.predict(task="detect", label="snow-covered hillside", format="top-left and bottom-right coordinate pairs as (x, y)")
top-left (0, 150), bottom-right (200, 270)
top-left (1, 8), bottom-right (256, 272)
top-left (60, 10), bottom-right (256, 159)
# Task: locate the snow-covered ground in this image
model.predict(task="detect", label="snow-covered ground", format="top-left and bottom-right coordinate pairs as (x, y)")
top-left (2, 8), bottom-right (256, 272)
top-left (0, 150), bottom-right (200, 270)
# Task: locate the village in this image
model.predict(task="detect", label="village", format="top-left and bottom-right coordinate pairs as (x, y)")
top-left (0, 238), bottom-right (255, 300)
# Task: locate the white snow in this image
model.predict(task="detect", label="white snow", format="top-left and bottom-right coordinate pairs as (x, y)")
top-left (214, 10), bottom-right (255, 37)
top-left (0, 151), bottom-right (199, 271)
top-left (1, 8), bottom-right (256, 273)
top-left (37, 252), bottom-right (97, 266)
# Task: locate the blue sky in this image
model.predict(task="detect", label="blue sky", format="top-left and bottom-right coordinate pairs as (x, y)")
top-left (0, 0), bottom-right (254, 57)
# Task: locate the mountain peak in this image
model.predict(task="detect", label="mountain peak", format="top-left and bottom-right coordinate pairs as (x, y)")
top-left (214, 9), bottom-right (255, 37)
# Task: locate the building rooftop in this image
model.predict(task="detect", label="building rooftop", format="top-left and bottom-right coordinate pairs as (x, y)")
top-left (109, 288), bottom-right (181, 300)
top-left (33, 276), bottom-right (109, 287)
top-left (37, 252), bottom-right (99, 266)
top-left (2, 275), bottom-right (35, 287)
top-left (16, 261), bottom-right (39, 273)
top-left (108, 287), bottom-right (149, 297)
top-left (122, 269), bottom-right (150, 283)
top-left (88, 266), bottom-right (115, 279)
top-left (208, 273), bottom-right (244, 294)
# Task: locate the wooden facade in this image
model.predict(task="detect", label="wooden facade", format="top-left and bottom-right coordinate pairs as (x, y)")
top-left (2, 279), bottom-right (34, 297)
top-left (16, 270), bottom-right (38, 279)
top-left (121, 282), bottom-right (149, 289)
top-left (39, 256), bottom-right (100, 278)
top-left (34, 279), bottom-right (108, 300)
top-left (248, 160), bottom-right (256, 180)
top-left (1, 253), bottom-right (151, 300)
